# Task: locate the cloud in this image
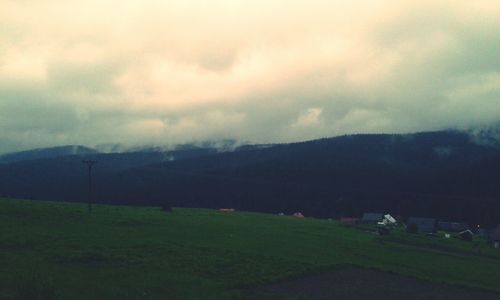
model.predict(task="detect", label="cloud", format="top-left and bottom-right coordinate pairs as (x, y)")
top-left (0, 0), bottom-right (499, 153)
top-left (294, 108), bottom-right (322, 127)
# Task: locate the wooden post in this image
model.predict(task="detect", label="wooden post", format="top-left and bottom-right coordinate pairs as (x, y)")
top-left (82, 160), bottom-right (98, 213)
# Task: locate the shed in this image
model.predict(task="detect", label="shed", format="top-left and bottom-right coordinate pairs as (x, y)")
top-left (378, 214), bottom-right (397, 227)
top-left (293, 212), bottom-right (304, 218)
top-left (219, 208), bottom-right (235, 212)
top-left (407, 217), bottom-right (437, 233)
top-left (384, 214), bottom-right (397, 224)
top-left (438, 221), bottom-right (469, 232)
top-left (361, 213), bottom-right (384, 224)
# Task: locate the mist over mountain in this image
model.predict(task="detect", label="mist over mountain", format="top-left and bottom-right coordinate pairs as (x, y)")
top-left (466, 122), bottom-right (500, 148)
top-left (0, 145), bottom-right (98, 164)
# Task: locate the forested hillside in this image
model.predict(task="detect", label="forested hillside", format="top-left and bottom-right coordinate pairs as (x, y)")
top-left (1, 131), bottom-right (499, 226)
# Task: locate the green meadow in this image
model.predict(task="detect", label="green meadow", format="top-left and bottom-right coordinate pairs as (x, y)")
top-left (1, 198), bottom-right (499, 299)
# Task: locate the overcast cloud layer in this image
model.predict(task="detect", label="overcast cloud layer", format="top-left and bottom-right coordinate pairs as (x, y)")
top-left (1, 0), bottom-right (500, 153)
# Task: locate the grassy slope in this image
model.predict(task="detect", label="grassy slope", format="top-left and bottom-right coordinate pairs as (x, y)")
top-left (1, 198), bottom-right (499, 299)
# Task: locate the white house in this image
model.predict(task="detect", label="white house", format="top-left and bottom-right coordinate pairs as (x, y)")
top-left (377, 214), bottom-right (397, 227)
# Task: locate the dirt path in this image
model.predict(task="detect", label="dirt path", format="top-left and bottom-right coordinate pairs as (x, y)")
top-left (249, 266), bottom-right (500, 300)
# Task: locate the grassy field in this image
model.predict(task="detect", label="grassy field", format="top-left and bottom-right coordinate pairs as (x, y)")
top-left (1, 198), bottom-right (500, 299)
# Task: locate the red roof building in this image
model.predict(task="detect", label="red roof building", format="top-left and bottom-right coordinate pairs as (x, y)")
top-left (293, 212), bottom-right (304, 218)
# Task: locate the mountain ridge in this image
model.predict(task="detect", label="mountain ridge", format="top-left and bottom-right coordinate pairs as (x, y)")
top-left (0, 130), bottom-right (499, 226)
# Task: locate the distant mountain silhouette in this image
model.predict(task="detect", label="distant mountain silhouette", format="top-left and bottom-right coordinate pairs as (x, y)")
top-left (0, 130), bottom-right (499, 226)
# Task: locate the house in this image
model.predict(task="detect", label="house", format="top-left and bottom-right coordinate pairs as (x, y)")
top-left (219, 208), bottom-right (235, 212)
top-left (340, 217), bottom-right (359, 226)
top-left (293, 212), bottom-right (304, 218)
top-left (384, 214), bottom-right (397, 224)
top-left (378, 214), bottom-right (397, 227)
top-left (458, 229), bottom-right (474, 241)
top-left (361, 213), bottom-right (384, 224)
top-left (490, 228), bottom-right (500, 248)
top-left (437, 221), bottom-right (469, 232)
top-left (407, 217), bottom-right (437, 233)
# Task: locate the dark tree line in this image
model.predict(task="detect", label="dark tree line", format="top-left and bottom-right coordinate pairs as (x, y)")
top-left (1, 131), bottom-right (500, 227)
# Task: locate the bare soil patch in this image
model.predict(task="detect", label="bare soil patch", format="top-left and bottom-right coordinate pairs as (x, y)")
top-left (250, 266), bottom-right (500, 300)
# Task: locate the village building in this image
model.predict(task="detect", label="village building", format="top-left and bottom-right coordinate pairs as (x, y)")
top-left (219, 208), bottom-right (235, 212)
top-left (378, 214), bottom-right (397, 227)
top-left (437, 221), bottom-right (469, 232)
top-left (361, 213), bottom-right (384, 225)
top-left (407, 217), bottom-right (437, 233)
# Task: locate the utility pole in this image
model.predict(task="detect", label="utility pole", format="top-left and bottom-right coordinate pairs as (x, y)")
top-left (82, 160), bottom-right (98, 213)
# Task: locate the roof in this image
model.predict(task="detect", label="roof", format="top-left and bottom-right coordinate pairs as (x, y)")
top-left (219, 208), bottom-right (235, 212)
top-left (293, 212), bottom-right (304, 218)
top-left (384, 214), bottom-right (397, 224)
top-left (438, 221), bottom-right (469, 232)
top-left (361, 213), bottom-right (384, 222)
top-left (408, 217), bottom-right (436, 225)
top-left (459, 229), bottom-right (473, 236)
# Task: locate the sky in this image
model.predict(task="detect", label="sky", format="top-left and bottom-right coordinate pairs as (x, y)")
top-left (1, 0), bottom-right (500, 153)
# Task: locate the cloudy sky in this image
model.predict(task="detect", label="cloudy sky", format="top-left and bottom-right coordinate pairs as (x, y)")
top-left (1, 0), bottom-right (499, 153)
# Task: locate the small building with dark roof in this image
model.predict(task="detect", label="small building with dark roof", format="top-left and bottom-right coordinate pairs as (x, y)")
top-left (361, 213), bottom-right (384, 225)
top-left (407, 217), bottom-right (437, 233)
top-left (438, 221), bottom-right (469, 232)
